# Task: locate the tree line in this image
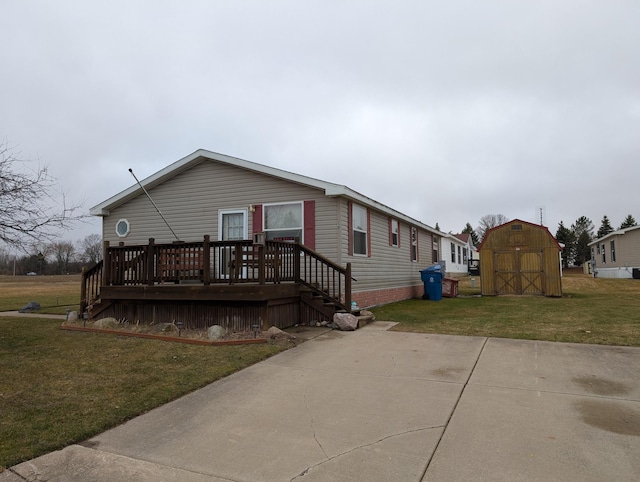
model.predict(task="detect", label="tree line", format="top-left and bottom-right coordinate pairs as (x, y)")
top-left (0, 234), bottom-right (102, 276)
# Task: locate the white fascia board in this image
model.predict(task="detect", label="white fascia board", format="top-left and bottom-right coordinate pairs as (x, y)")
top-left (327, 185), bottom-right (440, 236)
top-left (588, 225), bottom-right (640, 246)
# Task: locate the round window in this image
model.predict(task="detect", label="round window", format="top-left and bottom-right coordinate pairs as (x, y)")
top-left (116, 219), bottom-right (130, 237)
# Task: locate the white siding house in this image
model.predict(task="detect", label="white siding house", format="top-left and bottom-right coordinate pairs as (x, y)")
top-left (440, 233), bottom-right (475, 277)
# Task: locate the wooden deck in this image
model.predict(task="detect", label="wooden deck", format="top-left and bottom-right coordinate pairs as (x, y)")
top-left (81, 238), bottom-right (352, 331)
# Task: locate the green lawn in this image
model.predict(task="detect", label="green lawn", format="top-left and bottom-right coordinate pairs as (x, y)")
top-left (2, 272), bottom-right (639, 470)
top-left (371, 274), bottom-right (640, 346)
top-left (0, 317), bottom-right (288, 469)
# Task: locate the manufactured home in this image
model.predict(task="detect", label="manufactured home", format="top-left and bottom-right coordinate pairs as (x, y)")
top-left (588, 225), bottom-right (640, 279)
top-left (441, 233), bottom-right (476, 277)
top-left (82, 149), bottom-right (442, 330)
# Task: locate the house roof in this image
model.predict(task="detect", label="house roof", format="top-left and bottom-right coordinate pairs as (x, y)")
top-left (442, 232), bottom-right (474, 247)
top-left (90, 148), bottom-right (441, 235)
top-left (588, 225), bottom-right (640, 246)
top-left (477, 218), bottom-right (562, 251)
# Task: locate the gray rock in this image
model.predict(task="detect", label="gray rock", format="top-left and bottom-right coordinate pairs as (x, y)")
top-left (333, 312), bottom-right (358, 331)
top-left (266, 326), bottom-right (295, 340)
top-left (207, 325), bottom-right (226, 340)
top-left (93, 317), bottom-right (119, 329)
top-left (18, 301), bottom-right (41, 313)
top-left (67, 311), bottom-right (78, 321)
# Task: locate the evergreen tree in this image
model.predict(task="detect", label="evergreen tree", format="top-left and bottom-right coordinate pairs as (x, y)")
top-left (462, 222), bottom-right (480, 246)
top-left (555, 221), bottom-right (575, 267)
top-left (596, 215), bottom-right (614, 238)
top-left (571, 216), bottom-right (594, 265)
top-left (619, 214), bottom-right (637, 229)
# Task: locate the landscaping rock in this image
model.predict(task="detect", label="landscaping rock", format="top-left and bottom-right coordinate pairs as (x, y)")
top-left (333, 312), bottom-right (358, 331)
top-left (161, 323), bottom-right (178, 334)
top-left (67, 311), bottom-right (78, 321)
top-left (18, 301), bottom-right (41, 313)
top-left (207, 325), bottom-right (226, 340)
top-left (93, 317), bottom-right (119, 329)
top-left (266, 326), bottom-right (296, 340)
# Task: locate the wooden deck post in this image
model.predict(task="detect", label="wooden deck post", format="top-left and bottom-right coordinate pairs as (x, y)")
top-left (203, 235), bottom-right (211, 285)
top-left (258, 245), bottom-right (266, 285)
top-left (147, 238), bottom-right (155, 286)
top-left (80, 266), bottom-right (87, 314)
top-left (294, 244), bottom-right (301, 282)
top-left (345, 262), bottom-right (352, 312)
top-left (102, 241), bottom-right (110, 286)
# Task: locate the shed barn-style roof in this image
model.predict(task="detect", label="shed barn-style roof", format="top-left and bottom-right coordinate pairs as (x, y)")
top-left (478, 219), bottom-right (562, 297)
top-left (478, 219), bottom-right (562, 251)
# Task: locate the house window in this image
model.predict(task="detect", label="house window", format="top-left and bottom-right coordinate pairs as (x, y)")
top-left (451, 243), bottom-right (455, 263)
top-left (458, 246), bottom-right (462, 264)
top-left (352, 203), bottom-right (368, 256)
top-left (263, 202), bottom-right (303, 242)
top-left (390, 219), bottom-right (399, 247)
top-left (610, 240), bottom-right (616, 262)
top-left (115, 219), bottom-right (130, 237)
top-left (601, 243), bottom-right (606, 263)
top-left (432, 236), bottom-right (439, 263)
top-left (463, 248), bottom-right (468, 264)
top-left (411, 227), bottom-right (418, 262)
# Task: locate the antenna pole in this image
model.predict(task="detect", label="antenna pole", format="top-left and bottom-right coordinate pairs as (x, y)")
top-left (128, 168), bottom-right (180, 241)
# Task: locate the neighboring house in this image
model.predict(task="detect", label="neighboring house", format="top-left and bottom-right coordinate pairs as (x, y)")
top-left (478, 219), bottom-right (562, 297)
top-left (86, 149), bottom-right (442, 329)
top-left (440, 233), bottom-right (476, 277)
top-left (588, 225), bottom-right (640, 279)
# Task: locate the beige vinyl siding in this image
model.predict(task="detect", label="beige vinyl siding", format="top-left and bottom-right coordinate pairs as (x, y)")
top-left (103, 160), bottom-right (339, 258)
top-left (607, 231), bottom-right (640, 268)
top-left (337, 198), bottom-right (434, 293)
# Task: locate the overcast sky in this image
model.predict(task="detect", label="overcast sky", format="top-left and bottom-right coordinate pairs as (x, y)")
top-left (1, 1), bottom-right (638, 244)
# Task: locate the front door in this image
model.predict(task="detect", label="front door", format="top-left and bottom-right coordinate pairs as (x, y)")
top-left (219, 209), bottom-right (248, 278)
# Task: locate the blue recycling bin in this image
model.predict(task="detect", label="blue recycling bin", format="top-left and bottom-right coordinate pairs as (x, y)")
top-left (420, 265), bottom-right (443, 301)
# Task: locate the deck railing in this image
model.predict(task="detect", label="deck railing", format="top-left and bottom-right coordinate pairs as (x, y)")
top-left (81, 236), bottom-right (352, 312)
top-left (80, 260), bottom-right (103, 314)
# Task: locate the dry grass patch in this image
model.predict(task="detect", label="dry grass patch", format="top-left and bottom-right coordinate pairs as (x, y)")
top-left (0, 317), bottom-right (289, 469)
top-left (0, 275), bottom-right (80, 314)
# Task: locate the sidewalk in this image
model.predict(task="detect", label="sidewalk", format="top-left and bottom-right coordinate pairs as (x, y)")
top-left (2, 323), bottom-right (639, 481)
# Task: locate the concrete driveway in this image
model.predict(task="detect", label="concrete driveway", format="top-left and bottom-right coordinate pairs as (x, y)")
top-left (2, 322), bottom-right (639, 481)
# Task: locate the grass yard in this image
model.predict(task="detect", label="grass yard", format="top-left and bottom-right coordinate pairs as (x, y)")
top-left (0, 275), bottom-right (81, 314)
top-left (371, 274), bottom-right (640, 347)
top-left (1, 272), bottom-right (639, 470)
top-left (0, 317), bottom-right (288, 469)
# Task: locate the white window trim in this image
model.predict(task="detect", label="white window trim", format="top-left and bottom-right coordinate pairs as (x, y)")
top-left (115, 218), bottom-right (130, 238)
top-left (218, 209), bottom-right (248, 241)
top-left (352, 203), bottom-right (368, 256)
top-left (263, 201), bottom-right (304, 244)
top-left (411, 226), bottom-right (418, 262)
top-left (391, 218), bottom-right (399, 247)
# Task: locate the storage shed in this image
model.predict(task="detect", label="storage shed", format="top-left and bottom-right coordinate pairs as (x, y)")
top-left (478, 219), bottom-right (562, 297)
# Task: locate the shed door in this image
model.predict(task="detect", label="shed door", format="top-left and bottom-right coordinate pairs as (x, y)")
top-left (494, 250), bottom-right (544, 295)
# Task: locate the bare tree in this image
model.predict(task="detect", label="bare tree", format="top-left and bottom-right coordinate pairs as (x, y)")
top-left (50, 241), bottom-right (75, 274)
top-left (79, 233), bottom-right (102, 265)
top-left (476, 214), bottom-right (509, 242)
top-left (0, 141), bottom-right (82, 250)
